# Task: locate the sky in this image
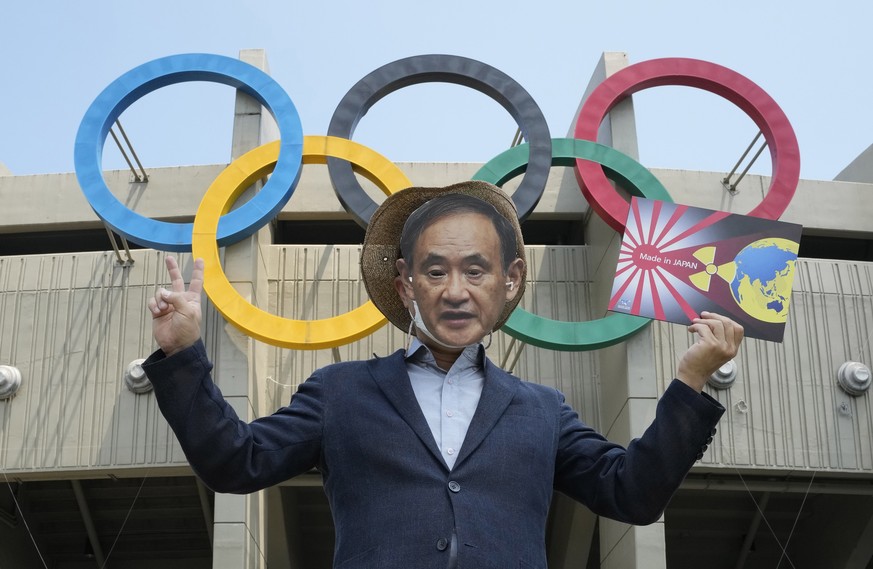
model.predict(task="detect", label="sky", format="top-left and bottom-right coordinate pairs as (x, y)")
top-left (1, 0), bottom-right (872, 184)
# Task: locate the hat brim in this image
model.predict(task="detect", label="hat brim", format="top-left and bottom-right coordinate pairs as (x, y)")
top-left (361, 180), bottom-right (527, 333)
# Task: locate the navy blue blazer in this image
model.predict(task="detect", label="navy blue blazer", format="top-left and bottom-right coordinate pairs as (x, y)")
top-left (144, 341), bottom-right (723, 569)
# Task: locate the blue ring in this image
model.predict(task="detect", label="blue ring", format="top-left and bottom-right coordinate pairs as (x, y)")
top-left (74, 53), bottom-right (303, 251)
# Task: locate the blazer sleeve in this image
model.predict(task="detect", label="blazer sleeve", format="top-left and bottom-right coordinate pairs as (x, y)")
top-left (142, 340), bottom-right (324, 494)
top-left (553, 378), bottom-right (724, 525)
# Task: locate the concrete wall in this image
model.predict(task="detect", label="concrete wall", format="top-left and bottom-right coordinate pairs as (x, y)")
top-left (0, 244), bottom-right (602, 476)
top-left (0, 252), bottom-right (189, 477)
top-left (0, 161), bottom-right (587, 235)
top-left (5, 243), bottom-right (866, 478)
top-left (654, 259), bottom-right (873, 473)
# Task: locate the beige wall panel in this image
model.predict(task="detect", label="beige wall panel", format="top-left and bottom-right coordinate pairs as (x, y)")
top-left (0, 251), bottom-right (191, 476)
top-left (654, 259), bottom-right (873, 473)
top-left (650, 169), bottom-right (873, 237)
top-left (11, 245), bottom-right (867, 480)
top-left (3, 166), bottom-right (871, 237)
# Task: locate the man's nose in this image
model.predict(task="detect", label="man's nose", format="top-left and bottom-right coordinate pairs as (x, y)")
top-left (443, 272), bottom-right (470, 301)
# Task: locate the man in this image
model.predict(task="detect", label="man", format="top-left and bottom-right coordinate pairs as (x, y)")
top-left (144, 180), bottom-right (742, 568)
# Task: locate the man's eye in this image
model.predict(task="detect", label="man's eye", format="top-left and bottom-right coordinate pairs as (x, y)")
top-left (467, 268), bottom-right (484, 278)
top-left (427, 270), bottom-right (446, 278)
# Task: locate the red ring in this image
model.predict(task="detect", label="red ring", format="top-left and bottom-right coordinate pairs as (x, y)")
top-left (574, 58), bottom-right (800, 232)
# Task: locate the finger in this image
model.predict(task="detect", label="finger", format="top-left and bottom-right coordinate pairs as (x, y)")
top-left (721, 318), bottom-right (743, 354)
top-left (733, 319), bottom-right (745, 344)
top-left (687, 320), bottom-right (716, 344)
top-left (708, 314), bottom-right (727, 343)
top-left (701, 312), bottom-right (743, 348)
top-left (160, 288), bottom-right (190, 313)
top-left (153, 286), bottom-right (170, 312)
top-left (697, 312), bottom-right (730, 340)
top-left (188, 258), bottom-right (205, 296)
top-left (165, 255), bottom-right (185, 293)
top-left (694, 314), bottom-right (744, 363)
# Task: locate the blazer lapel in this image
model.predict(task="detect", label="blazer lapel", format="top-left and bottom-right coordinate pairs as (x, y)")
top-left (367, 351), bottom-right (448, 469)
top-left (454, 359), bottom-right (518, 468)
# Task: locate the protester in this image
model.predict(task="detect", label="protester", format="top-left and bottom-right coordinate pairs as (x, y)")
top-left (143, 180), bottom-right (742, 568)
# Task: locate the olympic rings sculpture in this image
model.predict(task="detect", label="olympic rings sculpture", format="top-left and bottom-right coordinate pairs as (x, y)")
top-left (74, 52), bottom-right (800, 351)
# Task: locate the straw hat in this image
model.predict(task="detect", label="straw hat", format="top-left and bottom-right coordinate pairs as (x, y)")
top-left (360, 180), bottom-right (527, 332)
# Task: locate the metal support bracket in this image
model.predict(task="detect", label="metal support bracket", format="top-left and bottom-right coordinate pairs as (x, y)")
top-left (104, 225), bottom-right (135, 266)
top-left (498, 337), bottom-right (527, 375)
top-left (109, 119), bottom-right (149, 183)
top-left (722, 131), bottom-right (767, 195)
top-left (511, 127), bottom-right (524, 147)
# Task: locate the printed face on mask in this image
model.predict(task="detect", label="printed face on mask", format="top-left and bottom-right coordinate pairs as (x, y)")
top-left (394, 211), bottom-right (522, 355)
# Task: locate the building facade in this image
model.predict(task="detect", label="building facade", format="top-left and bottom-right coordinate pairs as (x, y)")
top-left (0, 50), bottom-right (871, 568)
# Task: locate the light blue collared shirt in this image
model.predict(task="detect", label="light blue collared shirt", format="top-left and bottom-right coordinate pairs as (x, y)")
top-left (405, 338), bottom-right (486, 470)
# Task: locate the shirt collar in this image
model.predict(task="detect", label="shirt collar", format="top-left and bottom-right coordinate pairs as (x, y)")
top-left (405, 337), bottom-right (486, 371)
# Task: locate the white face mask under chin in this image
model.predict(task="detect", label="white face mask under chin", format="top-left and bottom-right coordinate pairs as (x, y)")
top-left (410, 300), bottom-right (473, 350)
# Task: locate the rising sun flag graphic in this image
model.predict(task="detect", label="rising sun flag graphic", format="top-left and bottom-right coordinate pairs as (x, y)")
top-left (608, 198), bottom-right (803, 342)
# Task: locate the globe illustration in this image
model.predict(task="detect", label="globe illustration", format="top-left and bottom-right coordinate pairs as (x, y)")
top-left (729, 238), bottom-right (799, 323)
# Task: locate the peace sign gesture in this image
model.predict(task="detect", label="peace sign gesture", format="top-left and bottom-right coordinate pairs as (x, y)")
top-left (148, 256), bottom-right (204, 356)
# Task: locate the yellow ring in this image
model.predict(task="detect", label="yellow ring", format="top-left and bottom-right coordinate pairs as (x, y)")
top-left (192, 135), bottom-right (412, 349)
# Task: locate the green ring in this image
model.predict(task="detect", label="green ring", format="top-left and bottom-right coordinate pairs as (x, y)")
top-left (472, 138), bottom-right (673, 351)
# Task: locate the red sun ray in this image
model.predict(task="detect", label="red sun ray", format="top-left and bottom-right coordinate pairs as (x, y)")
top-left (653, 204), bottom-right (689, 248)
top-left (653, 266), bottom-right (700, 321)
top-left (660, 210), bottom-right (732, 251)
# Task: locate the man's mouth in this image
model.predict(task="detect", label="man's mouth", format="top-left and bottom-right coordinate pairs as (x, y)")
top-left (440, 311), bottom-right (474, 324)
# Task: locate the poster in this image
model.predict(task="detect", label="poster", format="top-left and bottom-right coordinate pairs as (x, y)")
top-left (608, 197), bottom-right (803, 342)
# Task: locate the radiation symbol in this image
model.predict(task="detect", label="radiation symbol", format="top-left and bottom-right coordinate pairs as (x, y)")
top-left (688, 246), bottom-right (737, 292)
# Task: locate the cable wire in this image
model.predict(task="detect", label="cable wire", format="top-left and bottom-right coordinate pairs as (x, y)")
top-left (2, 471), bottom-right (48, 569)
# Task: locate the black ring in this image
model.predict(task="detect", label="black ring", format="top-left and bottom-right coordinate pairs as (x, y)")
top-left (327, 54), bottom-right (551, 226)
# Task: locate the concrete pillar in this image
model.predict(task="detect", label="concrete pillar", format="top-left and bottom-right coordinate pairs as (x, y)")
top-left (207, 48), bottom-right (278, 569)
top-left (548, 493), bottom-right (598, 568)
top-left (574, 52), bottom-right (668, 569)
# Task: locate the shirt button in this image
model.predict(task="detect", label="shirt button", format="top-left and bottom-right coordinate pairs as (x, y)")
top-left (446, 410), bottom-right (454, 417)
top-left (447, 379), bottom-right (454, 384)
top-left (446, 448), bottom-right (455, 455)
top-left (448, 480), bottom-right (461, 493)
top-left (436, 538), bottom-right (448, 551)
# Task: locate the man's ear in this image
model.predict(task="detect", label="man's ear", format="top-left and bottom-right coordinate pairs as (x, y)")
top-left (394, 258), bottom-right (414, 309)
top-left (504, 258), bottom-right (525, 302)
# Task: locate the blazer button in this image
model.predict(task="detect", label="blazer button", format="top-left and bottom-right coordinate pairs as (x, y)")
top-left (448, 481), bottom-right (461, 493)
top-left (436, 538), bottom-right (448, 551)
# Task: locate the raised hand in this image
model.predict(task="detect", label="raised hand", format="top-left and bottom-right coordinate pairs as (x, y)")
top-left (676, 311), bottom-right (744, 392)
top-left (148, 256), bottom-right (204, 356)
